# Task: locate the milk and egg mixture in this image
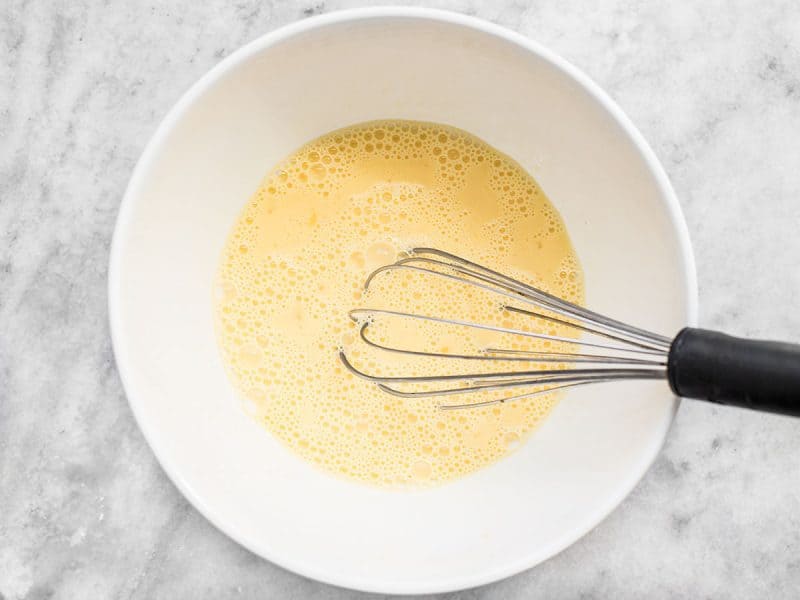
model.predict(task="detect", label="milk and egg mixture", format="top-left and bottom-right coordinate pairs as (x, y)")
top-left (215, 120), bottom-right (584, 486)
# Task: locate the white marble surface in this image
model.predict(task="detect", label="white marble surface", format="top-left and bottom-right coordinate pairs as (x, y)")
top-left (3, 0), bottom-right (800, 597)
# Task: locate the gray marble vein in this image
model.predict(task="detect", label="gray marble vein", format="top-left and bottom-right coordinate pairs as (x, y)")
top-left (2, 0), bottom-right (800, 598)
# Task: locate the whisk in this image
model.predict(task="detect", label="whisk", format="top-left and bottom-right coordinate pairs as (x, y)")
top-left (339, 248), bottom-right (800, 415)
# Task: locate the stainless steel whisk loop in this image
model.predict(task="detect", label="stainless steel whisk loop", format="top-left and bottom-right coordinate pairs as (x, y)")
top-left (338, 248), bottom-right (672, 410)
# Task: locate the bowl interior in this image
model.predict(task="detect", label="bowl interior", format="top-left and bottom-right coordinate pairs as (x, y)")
top-left (110, 11), bottom-right (694, 594)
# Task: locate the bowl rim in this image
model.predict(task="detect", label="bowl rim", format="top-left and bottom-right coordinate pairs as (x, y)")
top-left (108, 6), bottom-right (698, 594)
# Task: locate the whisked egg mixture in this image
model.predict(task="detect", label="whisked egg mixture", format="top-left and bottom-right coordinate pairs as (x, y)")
top-left (214, 120), bottom-right (584, 486)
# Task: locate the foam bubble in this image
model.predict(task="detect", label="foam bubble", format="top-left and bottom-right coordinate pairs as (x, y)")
top-left (214, 120), bottom-right (584, 487)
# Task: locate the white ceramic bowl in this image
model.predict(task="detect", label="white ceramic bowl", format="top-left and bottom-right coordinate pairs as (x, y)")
top-left (109, 7), bottom-right (697, 594)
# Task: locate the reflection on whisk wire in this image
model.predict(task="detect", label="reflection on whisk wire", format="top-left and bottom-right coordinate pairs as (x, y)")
top-left (339, 248), bottom-right (671, 410)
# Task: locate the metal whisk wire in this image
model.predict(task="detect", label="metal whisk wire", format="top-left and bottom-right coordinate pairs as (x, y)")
top-left (339, 248), bottom-right (671, 410)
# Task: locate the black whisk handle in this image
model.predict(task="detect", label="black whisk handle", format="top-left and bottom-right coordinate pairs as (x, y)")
top-left (667, 327), bottom-right (800, 416)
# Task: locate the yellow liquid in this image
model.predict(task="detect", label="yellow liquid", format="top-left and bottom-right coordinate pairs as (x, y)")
top-left (215, 120), bottom-right (583, 486)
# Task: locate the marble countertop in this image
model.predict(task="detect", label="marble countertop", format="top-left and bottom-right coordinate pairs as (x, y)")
top-left (3, 0), bottom-right (800, 598)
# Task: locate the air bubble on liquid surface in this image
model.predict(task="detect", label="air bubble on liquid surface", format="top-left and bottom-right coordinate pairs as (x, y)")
top-left (238, 343), bottom-right (263, 369)
top-left (242, 386), bottom-right (268, 416)
top-left (215, 280), bottom-right (237, 304)
top-left (365, 241), bottom-right (396, 268)
top-left (410, 460), bottom-right (432, 481)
